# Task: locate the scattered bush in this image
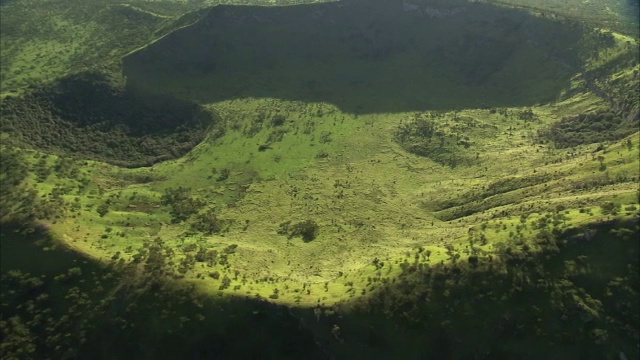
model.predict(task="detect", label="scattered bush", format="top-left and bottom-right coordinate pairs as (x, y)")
top-left (215, 168), bottom-right (230, 182)
top-left (161, 187), bottom-right (204, 223)
top-left (600, 201), bottom-right (621, 215)
top-left (539, 110), bottom-right (638, 148)
top-left (394, 116), bottom-right (468, 167)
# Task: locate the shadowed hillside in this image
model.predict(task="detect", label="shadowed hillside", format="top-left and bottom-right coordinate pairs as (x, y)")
top-left (123, 0), bottom-right (594, 114)
top-left (0, 0), bottom-right (638, 358)
top-left (0, 71), bottom-right (220, 167)
top-left (1, 218), bottom-right (637, 359)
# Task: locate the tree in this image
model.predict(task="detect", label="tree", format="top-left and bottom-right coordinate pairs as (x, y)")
top-left (278, 219), bottom-right (319, 242)
top-left (219, 275), bottom-right (231, 290)
top-left (191, 209), bottom-right (224, 234)
top-left (468, 255), bottom-right (479, 268)
top-left (96, 203), bottom-right (109, 217)
top-left (291, 220), bottom-right (319, 242)
top-left (161, 187), bottom-right (203, 223)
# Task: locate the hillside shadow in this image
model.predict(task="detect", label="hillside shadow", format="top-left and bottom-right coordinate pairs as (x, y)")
top-left (0, 71), bottom-right (218, 167)
top-left (0, 222), bottom-right (326, 359)
top-left (123, 0), bottom-right (589, 114)
top-left (4, 218), bottom-right (637, 359)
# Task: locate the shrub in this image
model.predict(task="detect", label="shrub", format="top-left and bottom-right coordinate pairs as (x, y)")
top-left (191, 209), bottom-right (225, 234)
top-left (539, 110), bottom-right (637, 148)
top-left (394, 116), bottom-right (469, 167)
top-left (600, 201), bottom-right (620, 215)
top-left (96, 203), bottom-right (109, 217)
top-left (278, 219), bottom-right (319, 242)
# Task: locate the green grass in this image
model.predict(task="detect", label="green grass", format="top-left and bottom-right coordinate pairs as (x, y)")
top-left (1, 0), bottom-right (639, 358)
top-left (486, 0), bottom-right (640, 36)
top-left (27, 86), bottom-right (636, 307)
top-left (6, 96), bottom-right (637, 306)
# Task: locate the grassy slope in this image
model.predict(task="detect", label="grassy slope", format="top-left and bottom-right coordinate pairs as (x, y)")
top-left (0, 0), bottom-right (330, 96)
top-left (485, 0), bottom-right (640, 36)
top-left (122, 0), bottom-right (587, 113)
top-left (0, 0), bottom-right (210, 95)
top-left (42, 79), bottom-right (639, 308)
top-left (2, 0), bottom-right (639, 309)
top-left (1, 1), bottom-right (638, 358)
top-left (2, 0), bottom-right (635, 95)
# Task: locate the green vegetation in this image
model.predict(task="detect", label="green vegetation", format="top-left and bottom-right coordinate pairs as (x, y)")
top-left (0, 225), bottom-right (319, 359)
top-left (0, 147), bottom-right (37, 223)
top-left (540, 109), bottom-right (639, 148)
top-left (2, 217), bottom-right (637, 358)
top-left (0, 71), bottom-right (218, 167)
top-left (343, 219), bottom-right (640, 359)
top-left (1, 0), bottom-right (639, 358)
top-left (540, 60), bottom-right (640, 148)
top-left (486, 0), bottom-right (640, 36)
top-left (278, 219), bottom-right (320, 242)
top-left (123, 0), bottom-right (593, 113)
top-left (394, 113), bottom-right (472, 167)
top-left (161, 187), bottom-right (205, 223)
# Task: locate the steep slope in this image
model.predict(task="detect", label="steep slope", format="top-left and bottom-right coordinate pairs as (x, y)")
top-left (0, 0), bottom-right (638, 358)
top-left (123, 0), bottom-right (595, 114)
top-left (1, 0), bottom-right (635, 306)
top-left (0, 71), bottom-right (220, 167)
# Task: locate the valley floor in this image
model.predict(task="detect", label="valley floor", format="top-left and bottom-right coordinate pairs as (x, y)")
top-left (38, 91), bottom-right (639, 306)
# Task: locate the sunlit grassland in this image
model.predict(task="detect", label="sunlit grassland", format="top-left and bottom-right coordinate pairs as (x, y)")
top-left (0, 0), bottom-right (185, 94)
top-left (34, 86), bottom-right (638, 305)
top-left (485, 0), bottom-right (639, 36)
top-left (1, 0), bottom-right (638, 308)
top-left (1, 1), bottom-right (639, 359)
